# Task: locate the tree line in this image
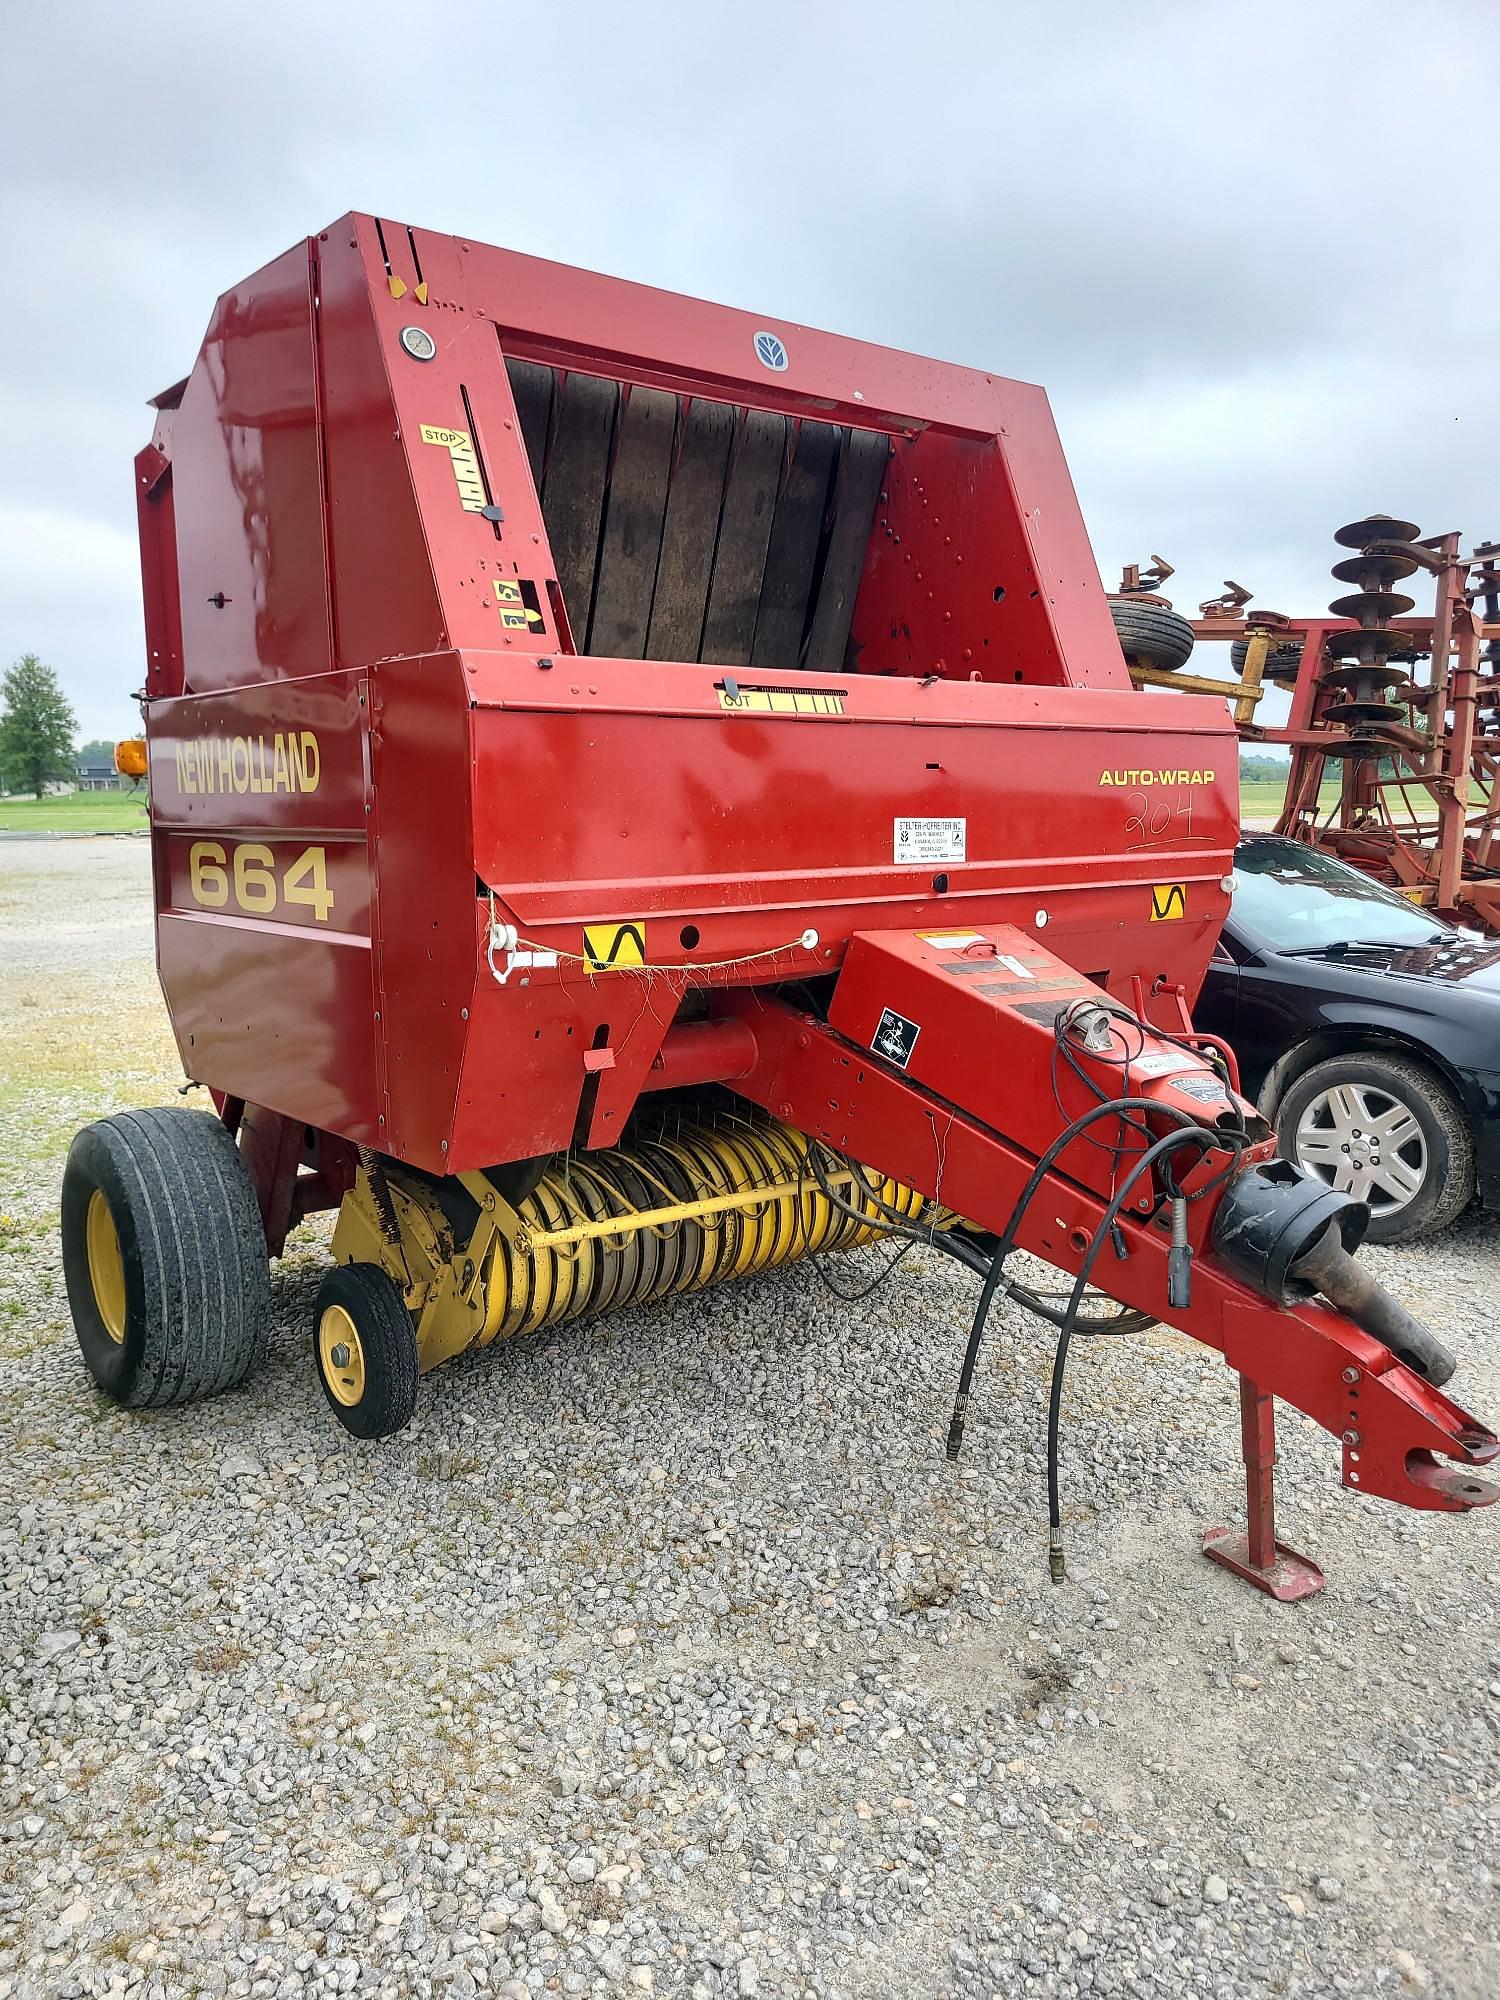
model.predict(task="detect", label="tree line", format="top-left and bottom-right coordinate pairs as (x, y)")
top-left (0, 655), bottom-right (126, 797)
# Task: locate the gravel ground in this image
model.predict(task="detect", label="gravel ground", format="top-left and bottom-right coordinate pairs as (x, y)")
top-left (1, 838), bottom-right (1496, 2000)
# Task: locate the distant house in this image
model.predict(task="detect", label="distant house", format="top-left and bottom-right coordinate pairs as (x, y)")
top-left (76, 760), bottom-right (126, 792)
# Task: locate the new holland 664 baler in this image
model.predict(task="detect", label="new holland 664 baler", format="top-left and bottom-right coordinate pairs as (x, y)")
top-left (62, 213), bottom-right (1496, 1596)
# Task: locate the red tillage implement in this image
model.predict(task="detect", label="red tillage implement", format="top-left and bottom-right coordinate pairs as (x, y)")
top-left (64, 214), bottom-right (1495, 1594)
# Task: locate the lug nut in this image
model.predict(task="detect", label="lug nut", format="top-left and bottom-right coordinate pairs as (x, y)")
top-left (331, 1343), bottom-right (351, 1368)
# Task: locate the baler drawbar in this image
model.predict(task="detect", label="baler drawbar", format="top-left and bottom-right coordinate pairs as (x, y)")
top-left (63, 213), bottom-right (1496, 1596)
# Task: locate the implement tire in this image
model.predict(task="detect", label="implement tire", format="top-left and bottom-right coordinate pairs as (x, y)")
top-left (1231, 636), bottom-right (1304, 683)
top-left (313, 1263), bottom-right (420, 1440)
top-left (1108, 598), bottom-right (1196, 672)
top-left (61, 1107), bottom-right (271, 1406)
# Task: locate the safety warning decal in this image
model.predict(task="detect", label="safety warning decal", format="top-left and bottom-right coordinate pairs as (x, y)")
top-left (872, 1007), bottom-right (921, 1069)
top-left (894, 817), bottom-right (966, 865)
top-left (583, 922), bottom-right (647, 970)
top-left (419, 424), bottom-right (487, 511)
top-left (493, 579), bottom-right (544, 632)
top-left (1150, 883), bottom-right (1187, 922)
top-left (918, 930), bottom-right (988, 949)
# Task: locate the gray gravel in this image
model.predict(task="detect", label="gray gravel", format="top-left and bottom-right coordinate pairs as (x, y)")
top-left (1, 838), bottom-right (1497, 2000)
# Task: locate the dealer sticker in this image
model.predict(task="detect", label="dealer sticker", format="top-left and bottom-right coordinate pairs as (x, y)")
top-left (894, 817), bottom-right (966, 865)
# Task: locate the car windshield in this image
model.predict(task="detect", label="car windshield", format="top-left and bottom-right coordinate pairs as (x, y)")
top-left (1231, 839), bottom-right (1454, 952)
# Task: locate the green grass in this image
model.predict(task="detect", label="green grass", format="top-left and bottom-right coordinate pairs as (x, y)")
top-left (1238, 778), bottom-right (1342, 821)
top-left (0, 789), bottom-right (148, 833)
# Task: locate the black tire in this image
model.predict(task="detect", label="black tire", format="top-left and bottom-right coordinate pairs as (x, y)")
top-left (61, 1107), bottom-right (271, 1407)
top-left (1274, 1052), bottom-right (1474, 1245)
top-left (1108, 598), bottom-right (1196, 672)
top-left (312, 1263), bottom-right (419, 1439)
top-left (1231, 637), bottom-right (1304, 682)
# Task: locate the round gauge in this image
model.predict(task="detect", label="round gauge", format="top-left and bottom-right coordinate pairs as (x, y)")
top-left (399, 325), bottom-right (437, 362)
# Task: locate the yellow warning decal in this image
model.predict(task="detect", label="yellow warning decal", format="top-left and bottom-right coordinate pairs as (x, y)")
top-left (418, 424), bottom-right (487, 512)
top-left (493, 579), bottom-right (545, 632)
top-left (583, 922), bottom-right (647, 970)
top-left (1150, 883), bottom-right (1187, 922)
top-left (717, 684), bottom-right (846, 715)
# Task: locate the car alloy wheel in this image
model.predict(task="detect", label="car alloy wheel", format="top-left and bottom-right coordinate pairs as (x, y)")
top-left (1292, 1080), bottom-right (1428, 1219)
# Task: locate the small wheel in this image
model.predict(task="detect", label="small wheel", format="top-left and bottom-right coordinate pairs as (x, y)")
top-left (1275, 1053), bottom-right (1474, 1245)
top-left (1108, 597), bottom-right (1196, 672)
top-left (313, 1263), bottom-right (419, 1438)
top-left (1231, 636), bottom-right (1304, 683)
top-left (61, 1107), bottom-right (271, 1406)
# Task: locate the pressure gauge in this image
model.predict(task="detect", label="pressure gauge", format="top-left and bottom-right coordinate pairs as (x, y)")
top-left (399, 325), bottom-right (437, 362)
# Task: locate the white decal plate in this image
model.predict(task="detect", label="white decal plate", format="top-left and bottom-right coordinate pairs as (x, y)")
top-left (1132, 1050), bottom-right (1196, 1077)
top-left (894, 817), bottom-right (966, 865)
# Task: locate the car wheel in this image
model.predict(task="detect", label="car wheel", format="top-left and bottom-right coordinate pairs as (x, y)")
top-left (1275, 1053), bottom-right (1474, 1244)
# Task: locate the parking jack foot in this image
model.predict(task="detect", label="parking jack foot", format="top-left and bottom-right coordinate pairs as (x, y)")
top-left (1203, 1375), bottom-right (1326, 1602)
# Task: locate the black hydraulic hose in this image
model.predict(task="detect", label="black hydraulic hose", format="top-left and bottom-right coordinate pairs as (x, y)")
top-left (945, 1096), bottom-right (1201, 1459)
top-left (1044, 1126), bottom-right (1217, 1581)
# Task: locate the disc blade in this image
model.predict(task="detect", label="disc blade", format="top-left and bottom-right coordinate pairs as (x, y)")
top-left (1334, 514), bottom-right (1421, 550)
top-left (1330, 552), bottom-right (1420, 586)
top-left (1323, 628), bottom-right (1412, 659)
top-left (1327, 590), bottom-right (1417, 622)
top-left (1319, 663), bottom-right (1413, 691)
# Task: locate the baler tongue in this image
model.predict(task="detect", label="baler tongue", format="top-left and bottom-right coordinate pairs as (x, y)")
top-left (723, 922), bottom-right (1498, 1595)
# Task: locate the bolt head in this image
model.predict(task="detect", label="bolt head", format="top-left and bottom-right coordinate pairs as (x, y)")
top-left (1342, 1428), bottom-right (1361, 1446)
top-left (1342, 1366), bottom-right (1361, 1384)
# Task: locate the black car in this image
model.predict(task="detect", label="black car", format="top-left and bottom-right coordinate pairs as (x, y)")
top-left (1194, 836), bottom-right (1500, 1243)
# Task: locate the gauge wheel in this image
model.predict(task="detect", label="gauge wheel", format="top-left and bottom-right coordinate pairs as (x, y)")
top-left (1107, 598), bottom-right (1196, 672)
top-left (313, 1262), bottom-right (420, 1438)
top-left (60, 1107), bottom-right (271, 1406)
top-left (1275, 1053), bottom-right (1473, 1244)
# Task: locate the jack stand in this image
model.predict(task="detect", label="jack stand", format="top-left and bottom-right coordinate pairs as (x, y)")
top-left (1202, 1376), bottom-right (1326, 1602)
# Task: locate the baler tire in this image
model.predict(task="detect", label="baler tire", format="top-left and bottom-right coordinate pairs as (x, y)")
top-left (1108, 598), bottom-right (1196, 672)
top-left (313, 1264), bottom-right (419, 1439)
top-left (60, 1107), bottom-right (271, 1408)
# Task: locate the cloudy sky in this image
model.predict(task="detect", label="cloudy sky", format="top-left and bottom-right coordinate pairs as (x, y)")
top-left (3, 1), bottom-right (1496, 742)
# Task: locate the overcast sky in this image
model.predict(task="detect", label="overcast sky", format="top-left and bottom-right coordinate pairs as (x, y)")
top-left (3, 1), bottom-right (1496, 742)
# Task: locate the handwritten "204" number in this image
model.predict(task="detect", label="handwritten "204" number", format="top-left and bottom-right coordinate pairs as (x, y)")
top-left (188, 841), bottom-right (333, 922)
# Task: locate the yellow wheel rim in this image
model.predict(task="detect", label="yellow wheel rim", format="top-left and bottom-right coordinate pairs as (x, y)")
top-left (86, 1189), bottom-right (127, 1344)
top-left (318, 1304), bottom-right (366, 1406)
